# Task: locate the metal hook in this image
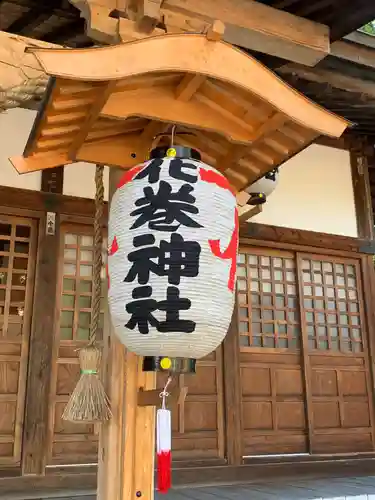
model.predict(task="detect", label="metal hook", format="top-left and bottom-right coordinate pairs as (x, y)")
top-left (170, 125), bottom-right (176, 147)
top-left (159, 376), bottom-right (173, 409)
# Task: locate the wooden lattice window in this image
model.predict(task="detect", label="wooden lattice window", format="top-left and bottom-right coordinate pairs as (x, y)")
top-left (0, 218), bottom-right (36, 338)
top-left (300, 256), bottom-right (362, 353)
top-left (237, 250), bottom-right (300, 349)
top-left (59, 229), bottom-right (107, 342)
top-left (0, 215), bottom-right (36, 464)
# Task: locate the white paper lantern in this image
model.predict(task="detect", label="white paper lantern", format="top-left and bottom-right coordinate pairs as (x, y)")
top-left (108, 155), bottom-right (238, 359)
top-left (246, 167), bottom-right (279, 198)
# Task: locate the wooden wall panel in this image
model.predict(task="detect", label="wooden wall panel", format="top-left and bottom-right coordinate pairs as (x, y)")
top-left (240, 351), bottom-right (308, 455)
top-left (157, 349), bottom-right (225, 461)
top-left (0, 215), bottom-right (37, 465)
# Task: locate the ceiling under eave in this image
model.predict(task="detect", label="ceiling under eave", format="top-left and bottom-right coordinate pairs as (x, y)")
top-left (255, 0), bottom-right (375, 42)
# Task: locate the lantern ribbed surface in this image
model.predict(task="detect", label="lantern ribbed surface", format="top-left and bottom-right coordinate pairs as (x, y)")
top-left (108, 157), bottom-right (238, 359)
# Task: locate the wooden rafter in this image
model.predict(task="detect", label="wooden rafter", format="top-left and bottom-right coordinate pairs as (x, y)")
top-left (9, 32), bottom-right (349, 194)
top-left (278, 63), bottom-right (375, 98)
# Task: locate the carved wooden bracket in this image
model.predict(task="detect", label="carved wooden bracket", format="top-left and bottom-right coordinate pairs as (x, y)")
top-left (69, 0), bottom-right (119, 44)
top-left (67, 0), bottom-right (331, 67)
top-left (137, 0), bottom-right (163, 32)
top-left (138, 386), bottom-right (188, 407)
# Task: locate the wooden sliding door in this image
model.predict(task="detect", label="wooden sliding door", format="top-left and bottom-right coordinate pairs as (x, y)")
top-left (237, 248), bottom-right (308, 456)
top-left (0, 215), bottom-right (37, 465)
top-left (298, 253), bottom-right (374, 453)
top-left (237, 246), bottom-right (375, 456)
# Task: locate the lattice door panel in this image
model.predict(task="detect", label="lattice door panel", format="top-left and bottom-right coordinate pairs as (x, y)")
top-left (298, 254), bottom-right (375, 453)
top-left (0, 215), bottom-right (37, 464)
top-left (237, 249), bottom-right (300, 350)
top-left (47, 224), bottom-right (107, 465)
top-left (237, 247), bottom-right (308, 456)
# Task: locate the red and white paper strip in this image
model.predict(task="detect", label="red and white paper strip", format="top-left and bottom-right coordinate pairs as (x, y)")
top-left (156, 408), bottom-right (172, 493)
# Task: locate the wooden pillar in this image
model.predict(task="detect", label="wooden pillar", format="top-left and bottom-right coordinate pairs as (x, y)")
top-left (98, 168), bottom-right (125, 500)
top-left (349, 136), bottom-right (374, 240)
top-left (222, 301), bottom-right (243, 465)
top-left (22, 167), bottom-right (64, 475)
top-left (98, 168), bottom-right (156, 500)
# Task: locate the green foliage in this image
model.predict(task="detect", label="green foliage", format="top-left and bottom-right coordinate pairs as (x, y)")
top-left (359, 21), bottom-right (375, 36)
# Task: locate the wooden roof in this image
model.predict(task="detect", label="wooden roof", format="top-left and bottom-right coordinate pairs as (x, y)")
top-left (9, 34), bottom-right (349, 193)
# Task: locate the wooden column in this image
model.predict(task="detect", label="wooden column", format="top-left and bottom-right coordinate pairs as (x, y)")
top-left (349, 136), bottom-right (374, 240)
top-left (222, 301), bottom-right (243, 465)
top-left (98, 168), bottom-right (156, 500)
top-left (22, 168), bottom-right (64, 475)
top-left (98, 167), bottom-right (126, 500)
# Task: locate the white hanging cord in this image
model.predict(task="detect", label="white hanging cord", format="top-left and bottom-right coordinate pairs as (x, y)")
top-left (159, 376), bottom-right (173, 409)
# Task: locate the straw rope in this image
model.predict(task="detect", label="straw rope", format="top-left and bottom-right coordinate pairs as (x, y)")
top-left (0, 75), bottom-right (48, 111)
top-left (90, 164), bottom-right (105, 345)
top-left (62, 166), bottom-right (111, 423)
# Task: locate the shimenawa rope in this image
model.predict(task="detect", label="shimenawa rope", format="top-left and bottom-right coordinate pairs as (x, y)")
top-left (62, 165), bottom-right (111, 423)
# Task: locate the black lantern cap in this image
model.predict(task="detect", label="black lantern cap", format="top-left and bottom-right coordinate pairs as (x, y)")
top-left (143, 356), bottom-right (196, 374)
top-left (149, 145), bottom-right (201, 161)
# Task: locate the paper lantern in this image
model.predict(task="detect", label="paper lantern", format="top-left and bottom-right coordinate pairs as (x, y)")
top-left (108, 150), bottom-right (238, 360)
top-left (245, 167), bottom-right (279, 205)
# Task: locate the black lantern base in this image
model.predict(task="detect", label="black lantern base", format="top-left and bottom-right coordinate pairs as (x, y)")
top-left (143, 356), bottom-right (196, 374)
top-left (248, 192), bottom-right (267, 205)
top-left (149, 145), bottom-right (201, 161)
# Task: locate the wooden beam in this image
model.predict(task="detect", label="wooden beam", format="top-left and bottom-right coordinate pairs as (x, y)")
top-left (175, 74), bottom-right (206, 101)
top-left (68, 0), bottom-right (330, 64)
top-left (21, 158), bottom-right (64, 475)
top-left (345, 31), bottom-right (375, 50)
top-left (161, 0), bottom-right (330, 66)
top-left (101, 87), bottom-right (256, 144)
top-left (75, 134), bottom-right (141, 168)
top-left (240, 222), bottom-right (372, 255)
top-left (121, 355), bottom-right (156, 500)
top-left (41, 166), bottom-right (64, 193)
top-left (349, 136), bottom-right (375, 240)
top-left (331, 40), bottom-right (375, 70)
top-left (314, 135), bottom-right (349, 150)
top-left (98, 168), bottom-right (157, 500)
top-left (22, 210), bottom-right (60, 474)
top-left (0, 185), bottom-right (107, 219)
top-left (278, 63), bottom-right (375, 99)
top-left (9, 153), bottom-right (73, 174)
top-left (98, 168), bottom-right (125, 500)
top-left (68, 81), bottom-right (117, 159)
top-left (222, 304), bottom-right (243, 465)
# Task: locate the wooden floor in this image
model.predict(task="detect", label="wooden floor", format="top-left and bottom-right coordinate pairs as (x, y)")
top-left (13, 475), bottom-right (375, 500)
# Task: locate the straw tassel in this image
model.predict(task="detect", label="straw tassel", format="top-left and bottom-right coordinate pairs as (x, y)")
top-left (62, 345), bottom-right (111, 422)
top-left (156, 408), bottom-right (172, 493)
top-left (62, 165), bottom-right (111, 423)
